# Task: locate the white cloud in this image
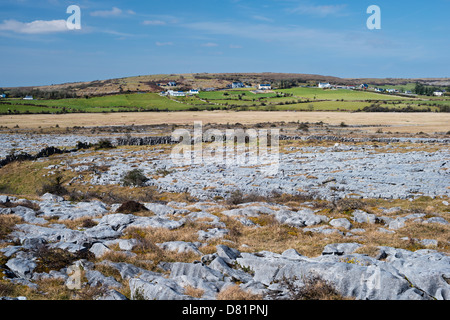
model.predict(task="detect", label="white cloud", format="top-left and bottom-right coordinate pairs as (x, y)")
top-left (289, 4), bottom-right (347, 17)
top-left (156, 41), bottom-right (174, 46)
top-left (0, 19), bottom-right (68, 34)
top-left (252, 15), bottom-right (274, 22)
top-left (143, 20), bottom-right (167, 26)
top-left (230, 44), bottom-right (243, 49)
top-left (182, 21), bottom-right (411, 58)
top-left (202, 42), bottom-right (219, 47)
top-left (90, 7), bottom-right (123, 17)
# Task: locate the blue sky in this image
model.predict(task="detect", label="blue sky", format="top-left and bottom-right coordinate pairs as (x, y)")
top-left (0, 0), bottom-right (449, 87)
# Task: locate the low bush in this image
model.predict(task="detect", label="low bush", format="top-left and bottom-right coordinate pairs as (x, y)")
top-left (94, 138), bottom-right (115, 150)
top-left (269, 275), bottom-right (348, 300)
top-left (117, 200), bottom-right (149, 214)
top-left (121, 169), bottom-right (149, 187)
top-left (40, 174), bottom-right (68, 196)
top-left (32, 245), bottom-right (93, 273)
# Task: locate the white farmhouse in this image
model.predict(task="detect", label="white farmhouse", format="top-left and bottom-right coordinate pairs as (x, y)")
top-left (318, 83), bottom-right (331, 89)
top-left (433, 91), bottom-right (444, 97)
top-left (258, 84), bottom-right (271, 90)
top-left (168, 90), bottom-right (186, 97)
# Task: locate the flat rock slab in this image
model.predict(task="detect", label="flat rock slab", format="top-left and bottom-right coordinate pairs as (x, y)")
top-left (157, 241), bottom-right (202, 255)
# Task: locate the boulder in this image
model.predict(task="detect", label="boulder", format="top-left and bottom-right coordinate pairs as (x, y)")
top-left (0, 195), bottom-right (9, 203)
top-left (6, 257), bottom-right (37, 279)
top-left (129, 216), bottom-right (185, 230)
top-left (236, 250), bottom-right (434, 300)
top-left (330, 218), bottom-right (353, 230)
top-left (352, 210), bottom-right (380, 224)
top-left (84, 269), bottom-right (122, 289)
top-left (424, 217), bottom-right (449, 225)
top-left (216, 245), bottom-right (241, 263)
top-left (89, 243), bottom-right (111, 258)
top-left (157, 241), bottom-right (202, 256)
top-left (209, 257), bottom-right (253, 283)
top-left (96, 289), bottom-right (128, 300)
top-left (198, 228), bottom-right (229, 241)
top-left (169, 262), bottom-right (224, 282)
top-left (129, 277), bottom-right (193, 300)
top-left (382, 247), bottom-right (450, 300)
top-left (322, 243), bottom-right (363, 256)
top-left (275, 209), bottom-right (328, 228)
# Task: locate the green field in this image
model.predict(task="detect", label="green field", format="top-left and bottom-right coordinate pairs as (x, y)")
top-left (277, 87), bottom-right (408, 101)
top-left (0, 86), bottom-right (446, 115)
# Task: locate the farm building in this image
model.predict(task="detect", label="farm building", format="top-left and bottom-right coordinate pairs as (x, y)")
top-left (359, 84), bottom-right (369, 90)
top-left (168, 81), bottom-right (177, 87)
top-left (318, 83), bottom-right (331, 89)
top-left (258, 84), bottom-right (271, 90)
top-left (0, 94), bottom-right (5, 98)
top-left (189, 89), bottom-right (199, 95)
top-left (433, 91), bottom-right (444, 96)
top-left (232, 82), bottom-right (245, 89)
top-left (168, 90), bottom-right (186, 97)
top-left (386, 89), bottom-right (399, 93)
top-left (23, 95), bottom-right (33, 100)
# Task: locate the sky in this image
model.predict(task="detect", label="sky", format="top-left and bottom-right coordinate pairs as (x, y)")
top-left (0, 0), bottom-right (449, 87)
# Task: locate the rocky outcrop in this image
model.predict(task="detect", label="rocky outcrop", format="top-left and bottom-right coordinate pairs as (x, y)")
top-left (1, 194), bottom-right (449, 300)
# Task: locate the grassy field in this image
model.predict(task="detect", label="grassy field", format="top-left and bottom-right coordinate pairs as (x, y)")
top-left (0, 86), bottom-right (448, 115)
top-left (277, 87), bottom-right (411, 101)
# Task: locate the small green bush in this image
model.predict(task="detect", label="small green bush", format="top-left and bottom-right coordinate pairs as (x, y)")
top-left (121, 169), bottom-right (149, 187)
top-left (94, 138), bottom-right (115, 150)
top-left (40, 175), bottom-right (68, 196)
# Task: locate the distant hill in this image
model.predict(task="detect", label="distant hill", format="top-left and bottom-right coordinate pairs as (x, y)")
top-left (3, 73), bottom-right (450, 97)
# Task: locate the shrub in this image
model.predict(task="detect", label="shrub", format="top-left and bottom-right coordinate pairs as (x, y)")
top-left (117, 200), bottom-right (149, 214)
top-left (32, 245), bottom-right (94, 273)
top-left (226, 190), bottom-right (245, 206)
top-left (121, 169), bottom-right (149, 187)
top-left (40, 174), bottom-right (68, 196)
top-left (94, 138), bottom-right (115, 150)
top-left (269, 275), bottom-right (347, 300)
top-left (298, 122), bottom-right (309, 132)
top-left (334, 198), bottom-right (366, 213)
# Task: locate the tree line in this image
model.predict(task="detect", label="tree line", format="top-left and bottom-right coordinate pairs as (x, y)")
top-left (0, 88), bottom-right (77, 99)
top-left (413, 83), bottom-right (449, 96)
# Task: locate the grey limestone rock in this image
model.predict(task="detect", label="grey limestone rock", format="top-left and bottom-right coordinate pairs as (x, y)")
top-left (322, 243), bottom-right (363, 256)
top-left (330, 218), bottom-right (353, 230)
top-left (6, 257), bottom-right (37, 279)
top-left (157, 241), bottom-right (202, 255)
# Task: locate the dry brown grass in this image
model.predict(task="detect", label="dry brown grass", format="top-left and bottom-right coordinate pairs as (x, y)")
top-left (184, 285), bottom-right (205, 299)
top-left (216, 284), bottom-right (262, 300)
top-left (98, 224), bottom-right (209, 271)
top-left (2, 111), bottom-right (449, 133)
top-left (57, 217), bottom-right (99, 230)
top-left (0, 214), bottom-right (22, 240)
top-left (271, 275), bottom-right (353, 300)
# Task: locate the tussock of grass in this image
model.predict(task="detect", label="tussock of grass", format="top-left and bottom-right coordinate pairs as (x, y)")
top-left (0, 214), bottom-right (22, 240)
top-left (184, 285), bottom-right (205, 299)
top-left (270, 275), bottom-right (352, 300)
top-left (217, 284), bottom-right (262, 300)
